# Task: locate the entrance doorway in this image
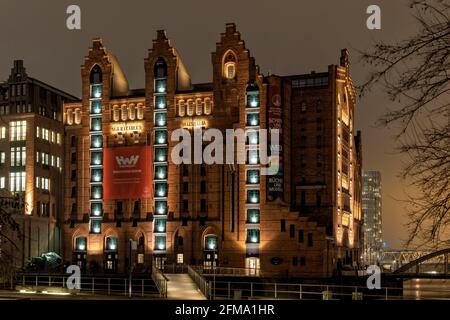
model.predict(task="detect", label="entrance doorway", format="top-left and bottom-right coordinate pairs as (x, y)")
top-left (245, 257), bottom-right (260, 276)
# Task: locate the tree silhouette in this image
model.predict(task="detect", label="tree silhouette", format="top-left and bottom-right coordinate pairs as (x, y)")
top-left (360, 0), bottom-right (450, 248)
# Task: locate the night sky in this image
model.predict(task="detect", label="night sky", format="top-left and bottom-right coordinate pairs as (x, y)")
top-left (0, 0), bottom-right (418, 248)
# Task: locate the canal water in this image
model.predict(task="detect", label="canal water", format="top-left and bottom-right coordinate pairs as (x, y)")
top-left (403, 279), bottom-right (450, 299)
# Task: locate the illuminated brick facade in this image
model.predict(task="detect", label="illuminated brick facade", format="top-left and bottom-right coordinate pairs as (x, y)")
top-left (63, 24), bottom-right (362, 277)
top-left (0, 60), bottom-right (77, 267)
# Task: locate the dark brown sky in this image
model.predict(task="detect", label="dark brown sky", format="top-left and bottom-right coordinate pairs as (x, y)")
top-left (0, 0), bottom-right (418, 248)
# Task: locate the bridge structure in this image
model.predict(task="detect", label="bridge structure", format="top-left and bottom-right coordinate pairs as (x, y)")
top-left (391, 248), bottom-right (450, 277)
top-left (379, 250), bottom-right (431, 272)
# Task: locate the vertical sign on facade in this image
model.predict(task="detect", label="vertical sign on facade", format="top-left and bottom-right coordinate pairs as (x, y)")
top-left (267, 77), bottom-right (284, 201)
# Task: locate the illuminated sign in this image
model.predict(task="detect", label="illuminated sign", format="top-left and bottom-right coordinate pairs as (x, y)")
top-left (111, 121), bottom-right (144, 133)
top-left (181, 118), bottom-right (208, 129)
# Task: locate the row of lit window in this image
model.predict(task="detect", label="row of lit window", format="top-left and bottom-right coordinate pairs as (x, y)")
top-left (35, 177), bottom-right (50, 191)
top-left (177, 98), bottom-right (213, 117)
top-left (74, 236), bottom-right (128, 252)
top-left (154, 73), bottom-right (168, 250)
top-left (153, 63), bottom-right (168, 249)
top-left (112, 104), bottom-right (145, 122)
top-left (36, 126), bottom-right (61, 144)
top-left (0, 147), bottom-right (26, 167)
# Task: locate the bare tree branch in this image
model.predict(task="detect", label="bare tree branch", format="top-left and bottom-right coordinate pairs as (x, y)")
top-left (359, 0), bottom-right (450, 249)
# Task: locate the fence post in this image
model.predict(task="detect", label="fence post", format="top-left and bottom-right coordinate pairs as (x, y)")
top-left (385, 288), bottom-right (388, 300)
top-left (35, 276), bottom-right (38, 291)
top-left (124, 279), bottom-right (127, 296)
top-left (92, 277), bottom-right (95, 294)
top-left (228, 282), bottom-right (231, 300)
top-left (22, 275), bottom-right (25, 287)
top-left (274, 283), bottom-right (277, 299)
top-left (142, 279), bottom-right (144, 297)
top-left (251, 282), bottom-right (254, 298)
top-left (299, 284), bottom-right (302, 300)
top-left (108, 278), bottom-right (111, 295)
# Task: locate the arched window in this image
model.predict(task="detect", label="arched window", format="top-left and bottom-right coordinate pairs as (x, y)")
top-left (105, 236), bottom-right (118, 251)
top-left (90, 65), bottom-right (102, 84)
top-left (178, 100), bottom-right (185, 117)
top-left (112, 105), bottom-right (120, 121)
top-left (195, 99), bottom-right (203, 115)
top-left (136, 103), bottom-right (144, 120)
top-left (74, 108), bottom-right (81, 125)
top-left (128, 104), bottom-right (136, 120)
top-left (154, 58), bottom-right (167, 79)
top-left (204, 98), bottom-right (212, 115)
top-left (187, 99), bottom-right (194, 116)
top-left (67, 109), bottom-right (73, 125)
top-left (137, 235), bottom-right (145, 264)
top-left (223, 51), bottom-right (237, 79)
top-left (75, 236), bottom-right (87, 251)
top-left (121, 104), bottom-right (127, 121)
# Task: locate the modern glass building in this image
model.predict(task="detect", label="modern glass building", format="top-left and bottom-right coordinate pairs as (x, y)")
top-left (362, 171), bottom-right (382, 265)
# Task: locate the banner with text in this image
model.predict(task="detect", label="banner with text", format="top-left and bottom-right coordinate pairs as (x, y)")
top-left (103, 146), bottom-right (152, 200)
top-left (267, 78), bottom-right (284, 202)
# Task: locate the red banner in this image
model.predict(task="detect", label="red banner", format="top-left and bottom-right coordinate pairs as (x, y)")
top-left (103, 146), bottom-right (152, 200)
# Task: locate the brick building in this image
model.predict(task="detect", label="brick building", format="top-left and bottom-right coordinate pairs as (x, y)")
top-left (63, 23), bottom-right (362, 277)
top-left (0, 60), bottom-right (78, 267)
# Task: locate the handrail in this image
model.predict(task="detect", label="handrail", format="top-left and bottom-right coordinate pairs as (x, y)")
top-left (151, 265), bottom-right (169, 298)
top-left (187, 265), bottom-right (210, 299)
top-left (14, 273), bottom-right (159, 297)
top-left (197, 266), bottom-right (261, 277)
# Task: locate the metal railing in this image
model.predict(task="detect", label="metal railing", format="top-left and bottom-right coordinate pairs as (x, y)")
top-left (206, 280), bottom-right (450, 300)
top-left (16, 273), bottom-right (159, 297)
top-left (162, 263), bottom-right (188, 274)
top-left (187, 265), bottom-right (210, 299)
top-left (152, 265), bottom-right (169, 298)
top-left (197, 266), bottom-right (261, 277)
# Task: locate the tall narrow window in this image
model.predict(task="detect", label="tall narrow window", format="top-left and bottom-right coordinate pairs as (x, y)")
top-left (113, 105), bottom-right (120, 121)
top-left (74, 108), bottom-right (81, 124)
top-left (196, 99), bottom-right (203, 115)
top-left (178, 100), bottom-right (185, 117)
top-left (307, 233), bottom-right (313, 247)
top-left (121, 104), bottom-right (127, 121)
top-left (290, 225), bottom-right (295, 238)
top-left (223, 51), bottom-right (237, 80)
top-left (187, 99), bottom-right (194, 116)
top-left (128, 104), bottom-right (136, 120)
top-left (204, 98), bottom-right (212, 115)
top-left (136, 103), bottom-right (144, 120)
